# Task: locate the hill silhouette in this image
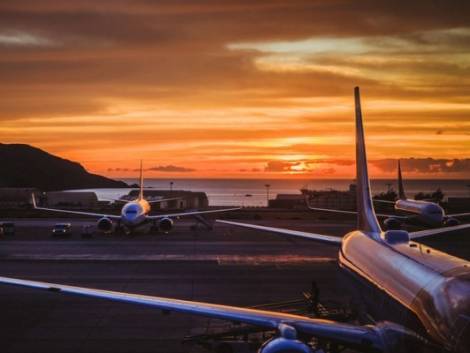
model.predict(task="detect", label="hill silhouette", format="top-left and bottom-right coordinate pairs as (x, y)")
top-left (0, 143), bottom-right (128, 190)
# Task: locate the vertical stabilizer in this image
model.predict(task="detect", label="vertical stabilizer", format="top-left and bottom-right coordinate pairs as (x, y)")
top-left (397, 160), bottom-right (406, 200)
top-left (354, 87), bottom-right (382, 235)
top-left (139, 160), bottom-right (144, 201)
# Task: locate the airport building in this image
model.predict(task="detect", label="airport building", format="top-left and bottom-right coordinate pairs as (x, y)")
top-left (302, 184), bottom-right (356, 210)
top-left (45, 191), bottom-right (99, 209)
top-left (0, 188), bottom-right (40, 209)
top-left (269, 184), bottom-right (357, 210)
top-left (268, 194), bottom-right (306, 209)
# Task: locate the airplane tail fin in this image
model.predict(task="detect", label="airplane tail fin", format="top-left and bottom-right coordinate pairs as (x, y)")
top-left (139, 160), bottom-right (144, 201)
top-left (397, 160), bottom-right (406, 200)
top-left (354, 87), bottom-right (382, 236)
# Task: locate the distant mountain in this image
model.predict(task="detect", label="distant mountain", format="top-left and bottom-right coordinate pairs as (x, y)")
top-left (0, 143), bottom-right (129, 190)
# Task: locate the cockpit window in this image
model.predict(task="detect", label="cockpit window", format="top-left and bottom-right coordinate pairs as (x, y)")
top-left (126, 209), bottom-right (138, 214)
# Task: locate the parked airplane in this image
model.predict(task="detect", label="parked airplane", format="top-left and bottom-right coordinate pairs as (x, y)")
top-left (304, 156), bottom-right (470, 230)
top-left (373, 160), bottom-right (470, 228)
top-left (32, 163), bottom-right (239, 234)
top-left (1, 87), bottom-right (469, 352)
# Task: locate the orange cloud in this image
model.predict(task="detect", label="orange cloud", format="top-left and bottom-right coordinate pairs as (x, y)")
top-left (1, 1), bottom-right (469, 178)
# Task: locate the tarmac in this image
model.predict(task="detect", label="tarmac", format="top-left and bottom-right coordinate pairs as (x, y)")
top-left (0, 217), bottom-right (469, 353)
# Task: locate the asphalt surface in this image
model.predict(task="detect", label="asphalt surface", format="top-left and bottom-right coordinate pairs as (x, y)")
top-left (0, 218), bottom-right (469, 353)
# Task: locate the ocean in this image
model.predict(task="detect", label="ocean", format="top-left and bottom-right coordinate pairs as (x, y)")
top-left (74, 179), bottom-right (470, 207)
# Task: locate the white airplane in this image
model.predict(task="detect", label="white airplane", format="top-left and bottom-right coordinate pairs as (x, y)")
top-left (32, 163), bottom-right (239, 234)
top-left (2, 87), bottom-right (469, 352)
top-left (373, 160), bottom-right (470, 228)
top-left (304, 158), bottom-right (470, 230)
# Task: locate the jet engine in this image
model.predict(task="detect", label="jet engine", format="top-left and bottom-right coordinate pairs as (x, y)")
top-left (258, 324), bottom-right (313, 353)
top-left (444, 217), bottom-right (459, 227)
top-left (97, 217), bottom-right (113, 233)
top-left (158, 217), bottom-right (173, 233)
top-left (384, 217), bottom-right (402, 230)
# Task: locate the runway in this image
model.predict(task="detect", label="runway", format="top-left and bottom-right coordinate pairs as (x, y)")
top-left (0, 218), bottom-right (469, 353)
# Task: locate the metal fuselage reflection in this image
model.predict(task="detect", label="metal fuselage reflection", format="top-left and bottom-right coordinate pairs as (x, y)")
top-left (395, 199), bottom-right (445, 227)
top-left (339, 230), bottom-right (470, 353)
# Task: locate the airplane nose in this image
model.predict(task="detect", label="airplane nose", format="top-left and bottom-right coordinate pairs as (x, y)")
top-left (123, 204), bottom-right (142, 223)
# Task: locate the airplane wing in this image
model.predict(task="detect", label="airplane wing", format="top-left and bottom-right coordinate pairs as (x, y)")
top-left (32, 194), bottom-right (121, 220)
top-left (216, 220), bottom-right (342, 245)
top-left (0, 275), bottom-right (389, 351)
top-left (373, 199), bottom-right (396, 204)
top-left (306, 206), bottom-right (405, 220)
top-left (147, 207), bottom-right (241, 219)
top-left (409, 223), bottom-right (470, 240)
top-left (447, 212), bottom-right (470, 218)
top-left (146, 197), bottom-right (182, 204)
top-left (103, 197), bottom-right (181, 204)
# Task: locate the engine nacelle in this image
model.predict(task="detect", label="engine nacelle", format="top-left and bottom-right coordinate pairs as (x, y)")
top-left (384, 217), bottom-right (402, 230)
top-left (258, 337), bottom-right (313, 353)
top-left (444, 217), bottom-right (459, 227)
top-left (97, 217), bottom-right (113, 233)
top-left (158, 217), bottom-right (173, 233)
top-left (258, 324), bottom-right (313, 353)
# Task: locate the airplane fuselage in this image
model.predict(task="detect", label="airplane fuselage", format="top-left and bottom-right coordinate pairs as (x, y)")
top-left (120, 199), bottom-right (151, 228)
top-left (339, 230), bottom-right (470, 352)
top-left (395, 199), bottom-right (445, 227)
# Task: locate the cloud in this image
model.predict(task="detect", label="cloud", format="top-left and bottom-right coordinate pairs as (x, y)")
top-left (372, 158), bottom-right (470, 174)
top-left (264, 160), bottom-right (300, 172)
top-left (107, 167), bottom-right (129, 172)
top-left (147, 165), bottom-right (195, 173)
top-left (0, 31), bottom-right (56, 47)
top-left (1, 1), bottom-right (470, 176)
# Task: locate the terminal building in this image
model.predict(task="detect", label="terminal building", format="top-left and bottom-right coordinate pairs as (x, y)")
top-left (304, 184), bottom-right (356, 211)
top-left (0, 188), bottom-right (209, 211)
top-left (0, 188), bottom-right (39, 209)
top-left (269, 184), bottom-right (356, 210)
top-left (45, 191), bottom-right (100, 209)
top-left (268, 194), bottom-right (305, 209)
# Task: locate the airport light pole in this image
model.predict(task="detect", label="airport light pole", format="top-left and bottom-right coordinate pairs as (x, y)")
top-left (170, 181), bottom-right (174, 193)
top-left (264, 184), bottom-right (271, 207)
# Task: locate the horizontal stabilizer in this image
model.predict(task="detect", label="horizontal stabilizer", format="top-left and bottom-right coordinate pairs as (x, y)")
top-left (307, 205), bottom-right (404, 220)
top-left (409, 223), bottom-right (470, 240)
top-left (148, 207), bottom-right (240, 219)
top-left (216, 219), bottom-right (342, 245)
top-left (373, 199), bottom-right (396, 204)
top-left (447, 212), bottom-right (470, 218)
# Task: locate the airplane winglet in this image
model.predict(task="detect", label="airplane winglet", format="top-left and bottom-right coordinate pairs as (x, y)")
top-left (31, 193), bottom-right (37, 208)
top-left (354, 87), bottom-right (381, 236)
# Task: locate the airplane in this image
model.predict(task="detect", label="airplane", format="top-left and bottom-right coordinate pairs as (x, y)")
top-left (304, 159), bottom-right (470, 231)
top-left (372, 160), bottom-right (470, 228)
top-left (31, 162), bottom-right (239, 235)
top-left (0, 87), bottom-right (468, 352)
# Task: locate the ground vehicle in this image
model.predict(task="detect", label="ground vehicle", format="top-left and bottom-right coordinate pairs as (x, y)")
top-left (51, 223), bottom-right (72, 236)
top-left (0, 222), bottom-right (15, 236)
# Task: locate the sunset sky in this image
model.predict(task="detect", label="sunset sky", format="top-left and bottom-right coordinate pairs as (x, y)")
top-left (1, 1), bottom-right (470, 179)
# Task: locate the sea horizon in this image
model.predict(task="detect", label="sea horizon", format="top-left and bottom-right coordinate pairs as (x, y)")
top-left (72, 178), bottom-right (470, 207)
